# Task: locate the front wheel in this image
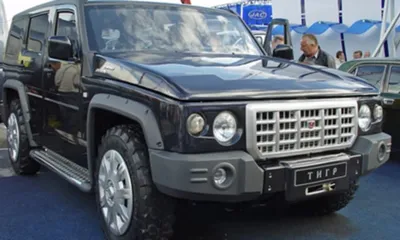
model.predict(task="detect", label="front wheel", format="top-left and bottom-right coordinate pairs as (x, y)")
top-left (95, 125), bottom-right (176, 240)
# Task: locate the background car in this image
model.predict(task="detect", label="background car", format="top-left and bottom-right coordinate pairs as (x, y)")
top-left (339, 58), bottom-right (400, 153)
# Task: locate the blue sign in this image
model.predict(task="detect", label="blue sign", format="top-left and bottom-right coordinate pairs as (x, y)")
top-left (248, 9), bottom-right (268, 20)
top-left (242, 5), bottom-right (272, 26)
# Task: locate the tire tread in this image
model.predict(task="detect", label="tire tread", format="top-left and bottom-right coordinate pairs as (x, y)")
top-left (96, 124), bottom-right (175, 240)
top-left (8, 99), bottom-right (40, 175)
top-left (291, 181), bottom-right (359, 216)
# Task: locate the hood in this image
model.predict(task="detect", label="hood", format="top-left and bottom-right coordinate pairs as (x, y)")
top-left (93, 51), bottom-right (378, 101)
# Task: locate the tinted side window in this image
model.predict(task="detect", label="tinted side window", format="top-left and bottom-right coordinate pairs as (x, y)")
top-left (387, 66), bottom-right (400, 93)
top-left (355, 65), bottom-right (385, 89)
top-left (5, 18), bottom-right (28, 61)
top-left (27, 14), bottom-right (49, 52)
top-left (56, 12), bottom-right (77, 41)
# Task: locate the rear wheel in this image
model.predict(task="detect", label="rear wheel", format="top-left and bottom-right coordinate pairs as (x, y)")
top-left (95, 125), bottom-right (176, 240)
top-left (6, 99), bottom-right (40, 175)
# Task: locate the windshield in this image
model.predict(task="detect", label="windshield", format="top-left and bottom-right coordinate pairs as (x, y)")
top-left (84, 4), bottom-right (261, 55)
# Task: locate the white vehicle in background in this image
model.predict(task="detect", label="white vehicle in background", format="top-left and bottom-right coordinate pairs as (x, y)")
top-left (0, 0), bottom-right (7, 55)
top-left (0, 0), bottom-right (7, 122)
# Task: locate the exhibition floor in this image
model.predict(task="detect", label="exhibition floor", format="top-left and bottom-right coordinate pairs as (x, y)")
top-left (0, 148), bottom-right (399, 240)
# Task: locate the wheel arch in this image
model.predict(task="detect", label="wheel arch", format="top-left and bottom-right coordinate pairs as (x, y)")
top-left (87, 93), bottom-right (165, 183)
top-left (2, 79), bottom-right (37, 146)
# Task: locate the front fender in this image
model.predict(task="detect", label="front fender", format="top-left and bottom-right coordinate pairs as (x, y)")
top-left (86, 93), bottom-right (164, 183)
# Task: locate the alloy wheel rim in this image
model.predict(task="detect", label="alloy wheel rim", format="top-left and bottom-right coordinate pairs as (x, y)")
top-left (98, 149), bottom-right (133, 236)
top-left (7, 113), bottom-right (19, 162)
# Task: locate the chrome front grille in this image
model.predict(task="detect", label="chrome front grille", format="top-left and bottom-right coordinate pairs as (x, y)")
top-left (246, 99), bottom-right (358, 159)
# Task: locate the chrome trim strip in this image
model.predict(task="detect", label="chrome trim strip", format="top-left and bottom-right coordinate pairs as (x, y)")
top-left (44, 97), bottom-right (79, 110)
top-left (27, 92), bottom-right (42, 99)
top-left (280, 153), bottom-right (349, 168)
top-left (246, 98), bottom-right (359, 160)
top-left (189, 89), bottom-right (378, 100)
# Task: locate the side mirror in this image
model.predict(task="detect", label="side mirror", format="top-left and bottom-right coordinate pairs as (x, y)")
top-left (263, 18), bottom-right (293, 56)
top-left (272, 44), bottom-right (294, 60)
top-left (48, 36), bottom-right (75, 61)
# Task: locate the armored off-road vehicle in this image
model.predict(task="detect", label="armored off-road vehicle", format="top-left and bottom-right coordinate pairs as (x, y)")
top-left (1, 0), bottom-right (391, 239)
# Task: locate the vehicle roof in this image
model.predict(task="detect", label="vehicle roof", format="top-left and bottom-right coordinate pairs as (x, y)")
top-left (13, 0), bottom-right (234, 20)
top-left (346, 57), bottom-right (400, 64)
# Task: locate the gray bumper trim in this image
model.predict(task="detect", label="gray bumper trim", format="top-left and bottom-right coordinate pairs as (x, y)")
top-left (148, 133), bottom-right (391, 202)
top-left (149, 150), bottom-right (264, 199)
top-left (350, 132), bottom-right (392, 175)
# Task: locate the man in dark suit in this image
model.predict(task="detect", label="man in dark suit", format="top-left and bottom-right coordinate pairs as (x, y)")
top-left (298, 34), bottom-right (336, 68)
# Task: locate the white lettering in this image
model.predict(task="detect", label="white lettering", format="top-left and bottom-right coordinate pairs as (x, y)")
top-left (325, 168), bottom-right (330, 177)
top-left (316, 170), bottom-right (322, 179)
top-left (307, 172), bottom-right (313, 180)
top-left (248, 10), bottom-right (268, 20)
top-left (332, 167), bottom-right (337, 176)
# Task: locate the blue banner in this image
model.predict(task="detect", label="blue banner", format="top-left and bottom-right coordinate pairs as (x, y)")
top-left (242, 5), bottom-right (272, 26)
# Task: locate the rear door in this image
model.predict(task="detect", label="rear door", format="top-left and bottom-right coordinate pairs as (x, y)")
top-left (12, 10), bottom-right (50, 142)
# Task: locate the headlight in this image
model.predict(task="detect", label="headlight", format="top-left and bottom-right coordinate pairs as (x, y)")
top-left (213, 111), bottom-right (237, 144)
top-left (373, 104), bottom-right (383, 122)
top-left (358, 104), bottom-right (372, 131)
top-left (186, 113), bottom-right (205, 135)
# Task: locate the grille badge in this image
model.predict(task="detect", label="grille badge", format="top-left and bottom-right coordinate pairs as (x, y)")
top-left (307, 120), bottom-right (316, 129)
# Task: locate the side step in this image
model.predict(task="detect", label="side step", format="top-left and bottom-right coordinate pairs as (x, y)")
top-left (30, 149), bottom-right (92, 192)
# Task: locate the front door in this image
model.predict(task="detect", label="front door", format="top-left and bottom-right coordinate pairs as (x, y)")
top-left (381, 64), bottom-right (400, 151)
top-left (40, 7), bottom-right (86, 166)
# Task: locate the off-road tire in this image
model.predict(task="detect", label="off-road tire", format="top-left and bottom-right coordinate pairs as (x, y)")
top-left (95, 125), bottom-right (176, 240)
top-left (7, 99), bottom-right (40, 175)
top-left (290, 181), bottom-right (359, 216)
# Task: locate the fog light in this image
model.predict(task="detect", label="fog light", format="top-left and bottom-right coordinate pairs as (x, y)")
top-left (211, 163), bottom-right (236, 190)
top-left (213, 168), bottom-right (227, 186)
top-left (378, 142), bottom-right (387, 162)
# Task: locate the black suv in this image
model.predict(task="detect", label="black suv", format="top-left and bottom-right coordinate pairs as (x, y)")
top-left (0, 0), bottom-right (392, 239)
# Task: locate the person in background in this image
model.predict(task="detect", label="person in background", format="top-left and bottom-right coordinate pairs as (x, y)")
top-left (364, 51), bottom-right (371, 58)
top-left (353, 50), bottom-right (363, 59)
top-left (298, 33), bottom-right (336, 68)
top-left (272, 35), bottom-right (284, 50)
top-left (335, 50), bottom-right (345, 68)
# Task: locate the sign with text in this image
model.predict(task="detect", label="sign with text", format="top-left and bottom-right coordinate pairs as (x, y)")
top-left (242, 5), bottom-right (272, 26)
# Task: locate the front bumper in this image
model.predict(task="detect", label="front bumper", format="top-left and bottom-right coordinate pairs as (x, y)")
top-left (149, 133), bottom-right (391, 202)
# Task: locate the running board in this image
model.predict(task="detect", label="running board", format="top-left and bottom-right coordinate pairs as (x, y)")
top-left (30, 149), bottom-right (92, 192)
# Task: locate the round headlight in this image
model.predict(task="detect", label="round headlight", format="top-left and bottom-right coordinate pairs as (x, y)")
top-left (186, 113), bottom-right (205, 135)
top-left (373, 104), bottom-right (383, 122)
top-left (213, 111), bottom-right (237, 144)
top-left (358, 104), bottom-right (372, 131)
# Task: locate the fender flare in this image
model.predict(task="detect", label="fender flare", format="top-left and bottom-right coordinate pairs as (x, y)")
top-left (2, 79), bottom-right (37, 146)
top-left (86, 93), bottom-right (165, 182)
